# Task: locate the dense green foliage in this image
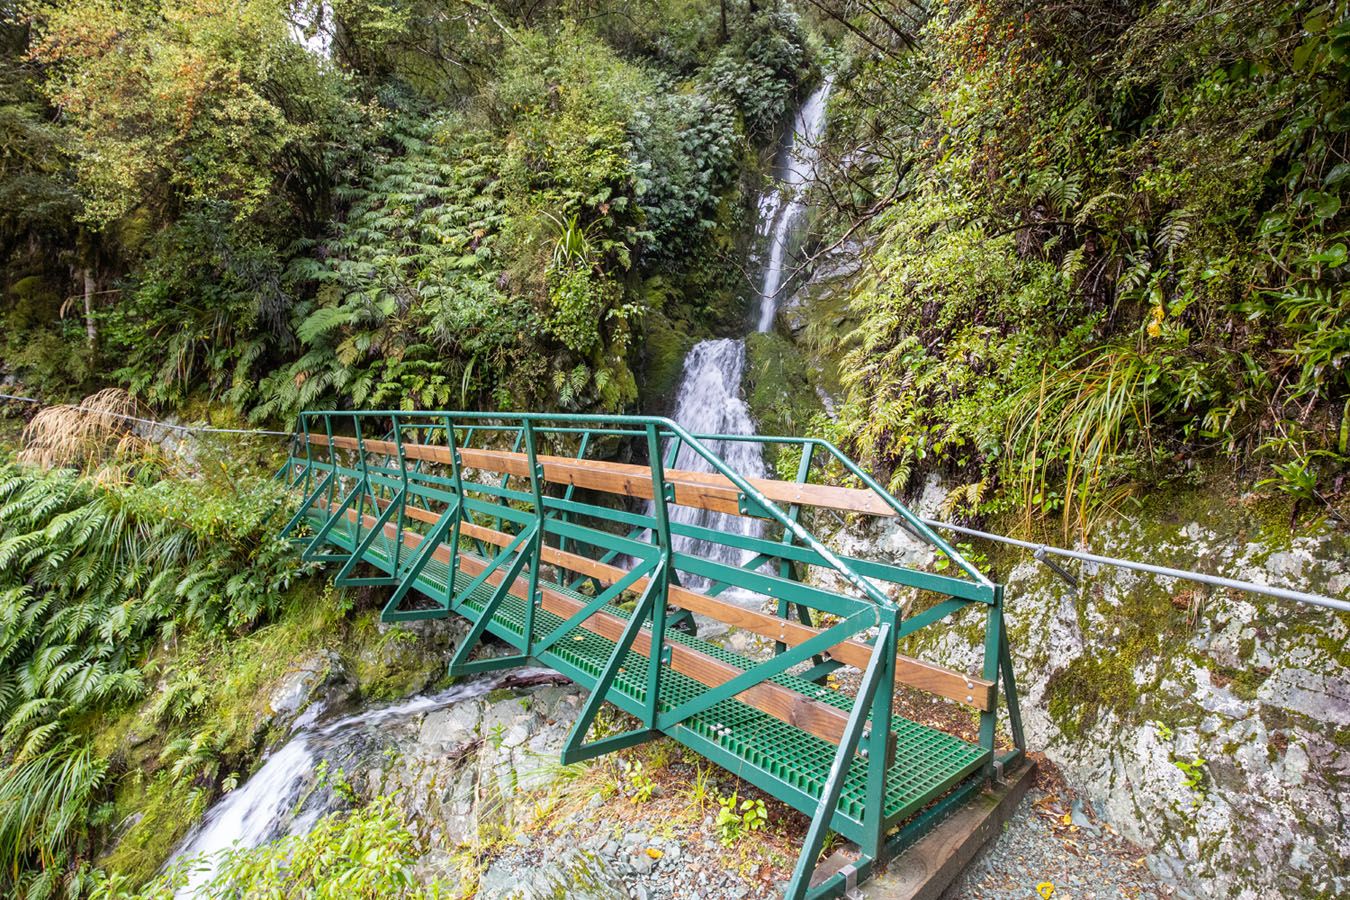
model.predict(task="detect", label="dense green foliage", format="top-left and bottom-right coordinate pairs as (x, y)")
top-left (828, 0), bottom-right (1350, 530)
top-left (1, 0), bottom-right (814, 420)
top-left (93, 796), bottom-right (447, 899)
top-left (0, 459), bottom-right (305, 897)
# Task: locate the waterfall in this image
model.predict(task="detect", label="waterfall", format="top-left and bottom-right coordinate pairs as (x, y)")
top-left (662, 339), bottom-right (767, 593)
top-left (660, 80), bottom-right (831, 600)
top-left (757, 77), bottom-right (833, 333)
top-left (167, 673), bottom-right (547, 895)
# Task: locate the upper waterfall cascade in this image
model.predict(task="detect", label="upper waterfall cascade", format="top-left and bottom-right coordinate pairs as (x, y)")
top-left (661, 81), bottom-right (832, 592)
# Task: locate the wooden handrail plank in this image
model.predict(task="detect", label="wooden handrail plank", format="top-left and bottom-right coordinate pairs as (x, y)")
top-left (329, 503), bottom-right (857, 746)
top-left (307, 433), bottom-right (896, 518)
top-left (373, 498), bottom-right (994, 711)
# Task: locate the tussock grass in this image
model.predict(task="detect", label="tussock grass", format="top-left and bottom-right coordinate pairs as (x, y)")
top-left (19, 388), bottom-right (155, 481)
top-left (1008, 343), bottom-right (1164, 538)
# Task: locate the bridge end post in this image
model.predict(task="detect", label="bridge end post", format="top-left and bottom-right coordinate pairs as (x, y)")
top-left (644, 422), bottom-right (673, 728)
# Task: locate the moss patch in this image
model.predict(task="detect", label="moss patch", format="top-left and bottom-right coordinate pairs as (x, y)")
top-left (100, 772), bottom-right (207, 884)
top-left (744, 331), bottom-right (823, 475)
top-left (635, 307), bottom-right (696, 414)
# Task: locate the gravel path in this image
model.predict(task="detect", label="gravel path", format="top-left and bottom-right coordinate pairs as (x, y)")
top-left (938, 789), bottom-right (1174, 900)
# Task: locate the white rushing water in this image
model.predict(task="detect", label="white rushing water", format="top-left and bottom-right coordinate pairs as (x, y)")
top-left (168, 673), bottom-right (544, 895)
top-left (662, 339), bottom-right (768, 592)
top-left (756, 77), bottom-right (833, 333)
top-left (660, 81), bottom-right (832, 598)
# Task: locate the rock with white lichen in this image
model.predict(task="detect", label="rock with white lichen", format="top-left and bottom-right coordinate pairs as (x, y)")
top-left (834, 486), bottom-right (1349, 899)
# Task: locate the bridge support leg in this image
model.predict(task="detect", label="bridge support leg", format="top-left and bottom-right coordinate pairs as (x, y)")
top-left (978, 585), bottom-right (1004, 775)
top-left (336, 487), bottom-right (406, 587)
top-left (784, 623), bottom-right (892, 900)
top-left (380, 499), bottom-right (462, 621)
top-left (447, 528), bottom-right (538, 675)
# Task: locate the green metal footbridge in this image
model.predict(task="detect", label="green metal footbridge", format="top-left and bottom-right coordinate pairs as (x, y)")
top-left (278, 410), bottom-right (1025, 898)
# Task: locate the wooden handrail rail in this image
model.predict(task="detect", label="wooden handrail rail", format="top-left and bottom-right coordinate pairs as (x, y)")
top-left (307, 433), bottom-right (897, 518)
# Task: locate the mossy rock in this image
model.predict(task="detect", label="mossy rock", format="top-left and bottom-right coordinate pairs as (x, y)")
top-left (744, 331), bottom-right (823, 474)
top-left (635, 308), bottom-right (695, 413)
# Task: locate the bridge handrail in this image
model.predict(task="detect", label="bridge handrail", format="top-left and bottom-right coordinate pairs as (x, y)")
top-left (298, 410), bottom-right (893, 612)
top-left (405, 420), bottom-right (989, 586)
top-left (295, 409), bottom-right (992, 605)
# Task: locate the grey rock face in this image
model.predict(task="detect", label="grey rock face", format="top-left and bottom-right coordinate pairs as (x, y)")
top-left (267, 649), bottom-right (355, 718)
top-left (839, 490), bottom-right (1349, 899)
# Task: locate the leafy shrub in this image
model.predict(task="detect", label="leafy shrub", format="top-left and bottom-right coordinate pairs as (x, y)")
top-left (705, 10), bottom-right (812, 136)
top-left (92, 796), bottom-right (448, 899)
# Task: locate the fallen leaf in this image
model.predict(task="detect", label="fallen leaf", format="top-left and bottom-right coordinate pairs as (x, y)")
top-left (645, 847), bottom-right (663, 859)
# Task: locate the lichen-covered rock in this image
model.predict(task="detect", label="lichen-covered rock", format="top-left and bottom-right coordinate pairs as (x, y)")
top-left (268, 649), bottom-right (355, 718)
top-left (369, 678), bottom-right (584, 848)
top-left (833, 489), bottom-right (1349, 899)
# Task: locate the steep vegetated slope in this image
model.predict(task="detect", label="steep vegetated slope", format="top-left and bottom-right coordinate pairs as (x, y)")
top-left (815, 0), bottom-right (1348, 533)
top-left (2, 0), bottom-right (815, 419)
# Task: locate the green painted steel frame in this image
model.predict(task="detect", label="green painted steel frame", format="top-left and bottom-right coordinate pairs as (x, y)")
top-left (279, 409), bottom-right (1024, 899)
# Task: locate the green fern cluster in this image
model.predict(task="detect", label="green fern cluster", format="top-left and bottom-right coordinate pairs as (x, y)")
top-left (0, 460), bottom-right (305, 896)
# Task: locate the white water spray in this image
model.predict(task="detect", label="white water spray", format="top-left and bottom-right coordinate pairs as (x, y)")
top-left (168, 673), bottom-right (548, 895)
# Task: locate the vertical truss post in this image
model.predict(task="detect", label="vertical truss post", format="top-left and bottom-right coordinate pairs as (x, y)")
top-left (555, 431), bottom-right (591, 585)
top-left (776, 443), bottom-right (817, 650)
top-left (520, 420), bottom-right (546, 654)
top-left (378, 499), bottom-right (461, 620)
top-left (352, 416), bottom-right (372, 550)
top-left (322, 414), bottom-right (337, 511)
top-left (299, 413), bottom-right (314, 493)
top-left (644, 422), bottom-right (673, 728)
top-left (978, 585), bottom-right (1004, 769)
top-left (862, 606), bottom-right (898, 861)
top-left (492, 424), bottom-right (526, 535)
top-left (784, 623), bottom-right (893, 900)
top-left (996, 586), bottom-right (1025, 754)
top-left (443, 414), bottom-right (465, 605)
top-left (391, 415), bottom-right (409, 572)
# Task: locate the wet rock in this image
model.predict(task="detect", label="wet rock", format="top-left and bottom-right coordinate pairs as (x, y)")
top-left (268, 650), bottom-right (355, 719)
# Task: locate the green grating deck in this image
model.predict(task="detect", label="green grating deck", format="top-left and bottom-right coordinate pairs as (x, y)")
top-left (281, 410), bottom-right (1026, 900)
top-left (312, 512), bottom-right (989, 837)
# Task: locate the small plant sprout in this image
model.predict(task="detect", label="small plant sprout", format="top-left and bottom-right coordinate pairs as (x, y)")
top-left (713, 792), bottom-right (768, 846)
top-left (622, 759), bottom-right (655, 804)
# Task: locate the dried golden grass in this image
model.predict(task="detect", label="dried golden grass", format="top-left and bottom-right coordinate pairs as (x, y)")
top-left (20, 388), bottom-right (154, 479)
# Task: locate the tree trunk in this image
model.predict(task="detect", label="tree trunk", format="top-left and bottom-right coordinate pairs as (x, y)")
top-left (82, 267), bottom-right (97, 350)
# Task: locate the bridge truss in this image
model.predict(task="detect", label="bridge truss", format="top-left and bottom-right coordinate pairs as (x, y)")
top-left (278, 410), bottom-right (1025, 898)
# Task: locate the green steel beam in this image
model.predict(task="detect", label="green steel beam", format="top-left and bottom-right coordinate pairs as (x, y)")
top-left (784, 622), bottom-right (892, 900)
top-left (561, 563), bottom-right (665, 765)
